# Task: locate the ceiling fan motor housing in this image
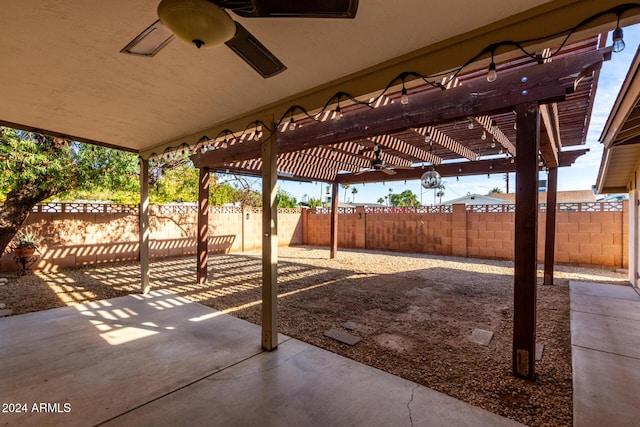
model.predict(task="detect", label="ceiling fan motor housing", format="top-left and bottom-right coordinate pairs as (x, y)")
top-left (372, 158), bottom-right (385, 169)
top-left (158, 0), bottom-right (236, 48)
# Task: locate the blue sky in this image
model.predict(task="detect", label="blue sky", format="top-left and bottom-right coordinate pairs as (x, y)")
top-left (274, 25), bottom-right (640, 205)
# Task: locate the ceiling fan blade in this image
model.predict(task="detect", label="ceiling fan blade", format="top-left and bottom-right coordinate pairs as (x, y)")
top-left (392, 165), bottom-right (415, 170)
top-left (230, 0), bottom-right (358, 18)
top-left (224, 22), bottom-right (286, 78)
top-left (382, 168), bottom-right (397, 176)
top-left (120, 20), bottom-right (175, 57)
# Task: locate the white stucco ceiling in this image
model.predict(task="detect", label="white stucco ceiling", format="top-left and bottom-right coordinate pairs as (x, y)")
top-left (0, 1), bottom-right (634, 155)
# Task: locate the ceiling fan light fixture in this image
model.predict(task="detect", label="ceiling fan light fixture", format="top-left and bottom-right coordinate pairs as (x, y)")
top-left (157, 0), bottom-right (236, 49)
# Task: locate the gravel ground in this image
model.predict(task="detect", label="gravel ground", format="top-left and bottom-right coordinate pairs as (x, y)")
top-left (0, 246), bottom-right (629, 426)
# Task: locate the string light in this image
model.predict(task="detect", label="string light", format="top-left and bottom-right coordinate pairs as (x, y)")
top-left (424, 131), bottom-right (431, 144)
top-left (288, 113), bottom-right (296, 131)
top-left (490, 139), bottom-right (496, 149)
top-left (335, 103), bottom-right (342, 120)
top-left (468, 119), bottom-right (474, 130)
top-left (613, 14), bottom-right (626, 52)
top-left (400, 86), bottom-right (409, 105)
top-left (481, 130), bottom-right (487, 140)
top-left (487, 51), bottom-right (497, 82)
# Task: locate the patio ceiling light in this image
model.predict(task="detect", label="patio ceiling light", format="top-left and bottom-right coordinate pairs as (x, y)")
top-left (157, 0), bottom-right (236, 49)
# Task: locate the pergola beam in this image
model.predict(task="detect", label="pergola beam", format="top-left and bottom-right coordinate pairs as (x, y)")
top-left (335, 149), bottom-right (587, 184)
top-left (540, 103), bottom-right (561, 167)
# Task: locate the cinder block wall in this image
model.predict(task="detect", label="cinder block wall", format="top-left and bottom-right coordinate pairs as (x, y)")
top-left (0, 204), bottom-right (304, 272)
top-left (304, 202), bottom-right (628, 268)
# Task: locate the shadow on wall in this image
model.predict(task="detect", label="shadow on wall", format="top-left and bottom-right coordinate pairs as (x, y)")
top-left (0, 235), bottom-right (236, 273)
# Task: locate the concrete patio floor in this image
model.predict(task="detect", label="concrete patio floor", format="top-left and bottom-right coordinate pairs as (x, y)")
top-left (0, 290), bottom-right (522, 426)
top-left (570, 281), bottom-right (640, 427)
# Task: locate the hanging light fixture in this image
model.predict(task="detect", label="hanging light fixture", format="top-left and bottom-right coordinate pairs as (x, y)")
top-left (400, 85), bottom-right (409, 105)
top-left (487, 50), bottom-right (497, 82)
top-left (421, 141), bottom-right (441, 189)
top-left (613, 27), bottom-right (625, 52)
top-left (157, 0), bottom-right (236, 49)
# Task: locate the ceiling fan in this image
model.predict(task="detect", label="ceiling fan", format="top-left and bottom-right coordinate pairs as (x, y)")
top-left (121, 0), bottom-right (359, 78)
top-left (357, 145), bottom-right (414, 176)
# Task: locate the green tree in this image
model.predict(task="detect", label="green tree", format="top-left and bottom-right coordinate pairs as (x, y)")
top-left (307, 197), bottom-right (322, 208)
top-left (150, 160), bottom-right (198, 204)
top-left (390, 190), bottom-right (419, 207)
top-left (351, 187), bottom-right (358, 203)
top-left (0, 129), bottom-right (80, 253)
top-left (377, 197), bottom-right (385, 204)
top-left (277, 189), bottom-right (297, 208)
top-left (489, 187), bottom-right (503, 194)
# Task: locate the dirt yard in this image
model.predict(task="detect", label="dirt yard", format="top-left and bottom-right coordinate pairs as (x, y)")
top-left (0, 246), bottom-right (628, 426)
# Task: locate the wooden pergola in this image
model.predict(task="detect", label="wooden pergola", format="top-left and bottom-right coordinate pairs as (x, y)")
top-left (190, 37), bottom-right (609, 380)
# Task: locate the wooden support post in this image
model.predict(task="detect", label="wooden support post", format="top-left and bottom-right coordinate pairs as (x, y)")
top-left (262, 132), bottom-right (278, 351)
top-left (543, 167), bottom-right (558, 286)
top-left (330, 182), bottom-right (339, 259)
top-left (513, 102), bottom-right (540, 380)
top-left (139, 157), bottom-right (150, 294)
top-left (197, 167), bottom-right (210, 284)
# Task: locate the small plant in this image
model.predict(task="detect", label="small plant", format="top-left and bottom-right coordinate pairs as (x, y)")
top-left (13, 229), bottom-right (40, 250)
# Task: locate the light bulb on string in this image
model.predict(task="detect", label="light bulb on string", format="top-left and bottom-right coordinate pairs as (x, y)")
top-left (400, 86), bottom-right (409, 105)
top-left (481, 130), bottom-right (487, 140)
top-left (490, 139), bottom-right (496, 149)
top-left (613, 17), bottom-right (626, 53)
top-left (468, 119), bottom-right (474, 130)
top-left (424, 131), bottom-right (431, 144)
top-left (487, 61), bottom-right (497, 82)
top-left (487, 50), bottom-right (497, 82)
top-left (335, 104), bottom-right (342, 120)
top-left (288, 114), bottom-right (296, 131)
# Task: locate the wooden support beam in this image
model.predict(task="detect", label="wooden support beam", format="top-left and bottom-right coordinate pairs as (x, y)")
top-left (197, 167), bottom-right (210, 285)
top-left (330, 182), bottom-right (339, 259)
top-left (539, 104), bottom-right (561, 167)
top-left (543, 167), bottom-right (559, 286)
top-left (513, 102), bottom-right (540, 380)
top-left (335, 149), bottom-right (587, 184)
top-left (139, 157), bottom-right (150, 295)
top-left (190, 48), bottom-right (609, 169)
top-left (262, 130), bottom-right (278, 351)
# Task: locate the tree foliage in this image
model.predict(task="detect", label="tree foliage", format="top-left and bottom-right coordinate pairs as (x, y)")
top-left (0, 128), bottom-right (80, 253)
top-left (389, 189), bottom-right (419, 207)
top-left (276, 189), bottom-right (299, 208)
top-left (489, 187), bottom-right (504, 194)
